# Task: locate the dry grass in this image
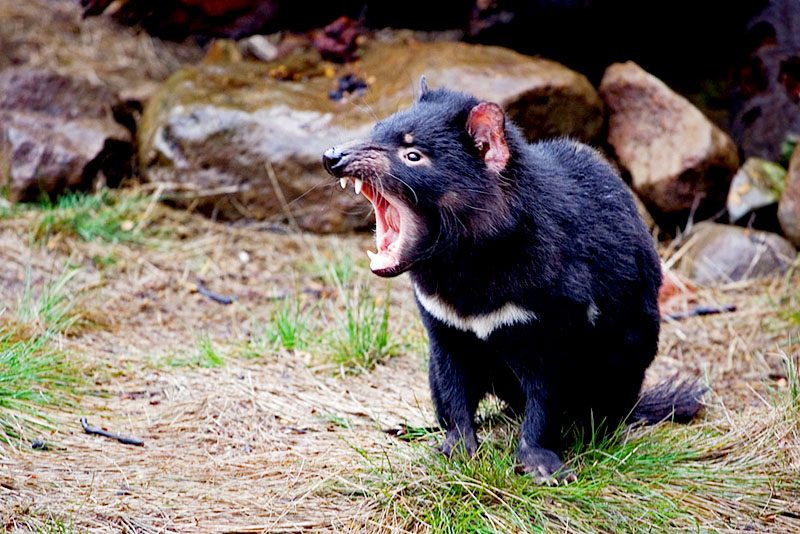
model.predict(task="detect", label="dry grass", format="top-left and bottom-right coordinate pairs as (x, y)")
top-left (0, 189), bottom-right (431, 532)
top-left (1, 2), bottom-right (799, 530)
top-left (0, 186), bottom-right (798, 533)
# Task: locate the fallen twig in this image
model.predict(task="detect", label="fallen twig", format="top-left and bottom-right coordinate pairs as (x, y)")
top-left (197, 279), bottom-right (237, 305)
top-left (664, 305), bottom-right (737, 321)
top-left (80, 417), bottom-right (144, 446)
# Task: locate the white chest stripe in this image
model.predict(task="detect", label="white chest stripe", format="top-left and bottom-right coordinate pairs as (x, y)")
top-left (414, 285), bottom-right (538, 340)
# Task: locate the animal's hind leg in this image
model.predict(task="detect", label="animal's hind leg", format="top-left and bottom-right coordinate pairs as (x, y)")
top-left (578, 329), bottom-right (652, 435)
top-left (514, 376), bottom-right (575, 484)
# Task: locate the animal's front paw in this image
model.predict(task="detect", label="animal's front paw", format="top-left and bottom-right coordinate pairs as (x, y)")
top-left (439, 430), bottom-right (478, 457)
top-left (515, 446), bottom-right (576, 485)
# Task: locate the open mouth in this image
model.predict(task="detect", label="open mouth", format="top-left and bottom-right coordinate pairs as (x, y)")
top-left (339, 177), bottom-right (411, 276)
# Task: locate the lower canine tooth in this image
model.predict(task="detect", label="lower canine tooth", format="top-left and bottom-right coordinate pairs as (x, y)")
top-left (366, 250), bottom-right (377, 261)
top-left (339, 178), bottom-right (347, 189)
top-left (354, 178), bottom-right (363, 195)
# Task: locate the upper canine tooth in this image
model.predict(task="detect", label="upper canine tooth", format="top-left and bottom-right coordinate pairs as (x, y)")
top-left (354, 178), bottom-right (363, 195)
top-left (339, 178), bottom-right (347, 189)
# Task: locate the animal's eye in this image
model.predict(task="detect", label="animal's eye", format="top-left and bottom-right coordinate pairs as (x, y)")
top-left (398, 147), bottom-right (427, 165)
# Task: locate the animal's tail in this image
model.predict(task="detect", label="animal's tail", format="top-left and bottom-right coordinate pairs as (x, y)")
top-left (632, 376), bottom-right (706, 424)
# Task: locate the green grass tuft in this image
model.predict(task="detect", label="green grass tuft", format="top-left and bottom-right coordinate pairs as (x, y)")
top-left (0, 269), bottom-right (85, 442)
top-left (35, 516), bottom-right (74, 534)
top-left (1, 512), bottom-right (75, 534)
top-left (194, 333), bottom-right (225, 368)
top-left (32, 190), bottom-right (150, 245)
top-left (300, 248), bottom-right (399, 373)
top-left (167, 333), bottom-right (226, 368)
top-left (330, 283), bottom-right (394, 372)
top-left (239, 292), bottom-right (318, 359)
top-left (263, 295), bottom-right (314, 352)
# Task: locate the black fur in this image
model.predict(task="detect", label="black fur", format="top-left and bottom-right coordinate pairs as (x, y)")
top-left (324, 86), bottom-right (704, 481)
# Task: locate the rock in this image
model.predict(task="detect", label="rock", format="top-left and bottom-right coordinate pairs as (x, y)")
top-left (0, 68), bottom-right (133, 202)
top-left (730, 0), bottom-right (800, 162)
top-left (312, 16), bottom-right (360, 63)
top-left (599, 61), bottom-right (740, 228)
top-left (139, 41), bottom-right (603, 231)
top-left (726, 158), bottom-right (786, 229)
top-left (674, 222), bottom-right (796, 285)
top-left (239, 35), bottom-right (279, 62)
top-left (778, 144), bottom-right (800, 247)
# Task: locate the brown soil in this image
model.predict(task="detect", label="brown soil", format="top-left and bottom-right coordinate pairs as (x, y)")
top-left (0, 196), bottom-right (798, 532)
top-left (0, 203), bottom-right (432, 532)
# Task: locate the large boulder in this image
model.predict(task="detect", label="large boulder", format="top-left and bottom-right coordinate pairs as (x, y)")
top-left (139, 41), bottom-right (603, 231)
top-left (599, 61), bottom-right (740, 229)
top-left (778, 144), bottom-right (800, 247)
top-left (674, 222), bottom-right (796, 285)
top-left (0, 68), bottom-right (133, 201)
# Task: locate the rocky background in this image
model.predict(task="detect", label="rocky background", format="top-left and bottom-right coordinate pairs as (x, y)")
top-left (1, 0), bottom-right (799, 286)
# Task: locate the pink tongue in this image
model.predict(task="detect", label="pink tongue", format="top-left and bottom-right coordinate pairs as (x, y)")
top-left (378, 205), bottom-right (400, 250)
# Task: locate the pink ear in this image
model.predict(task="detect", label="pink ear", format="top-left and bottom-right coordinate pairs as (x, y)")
top-left (466, 102), bottom-right (509, 174)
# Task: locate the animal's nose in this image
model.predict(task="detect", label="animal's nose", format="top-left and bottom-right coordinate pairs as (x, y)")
top-left (322, 147), bottom-right (344, 176)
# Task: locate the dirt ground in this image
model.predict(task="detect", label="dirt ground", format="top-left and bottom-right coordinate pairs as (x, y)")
top-left (0, 205), bottom-right (433, 532)
top-left (0, 199), bottom-right (798, 532)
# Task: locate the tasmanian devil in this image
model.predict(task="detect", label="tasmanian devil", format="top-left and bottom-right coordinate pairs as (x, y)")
top-left (322, 78), bottom-right (703, 483)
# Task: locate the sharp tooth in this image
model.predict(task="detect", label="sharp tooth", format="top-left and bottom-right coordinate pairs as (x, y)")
top-left (354, 178), bottom-right (363, 195)
top-left (366, 250), bottom-right (377, 261)
top-left (339, 178), bottom-right (347, 189)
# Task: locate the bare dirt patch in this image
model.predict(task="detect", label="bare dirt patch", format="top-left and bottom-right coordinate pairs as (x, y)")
top-left (0, 199), bottom-right (434, 532)
top-left (1, 193), bottom-right (798, 532)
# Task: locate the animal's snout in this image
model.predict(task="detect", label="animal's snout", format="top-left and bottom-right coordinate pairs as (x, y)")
top-left (322, 147), bottom-right (346, 176)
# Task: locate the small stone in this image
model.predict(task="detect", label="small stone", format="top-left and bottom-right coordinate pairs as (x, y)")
top-left (239, 35), bottom-right (278, 62)
top-left (674, 222), bottom-right (797, 285)
top-left (726, 158), bottom-right (786, 228)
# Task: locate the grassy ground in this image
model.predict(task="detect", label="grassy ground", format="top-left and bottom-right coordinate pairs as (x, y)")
top-left (1, 188), bottom-right (799, 533)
